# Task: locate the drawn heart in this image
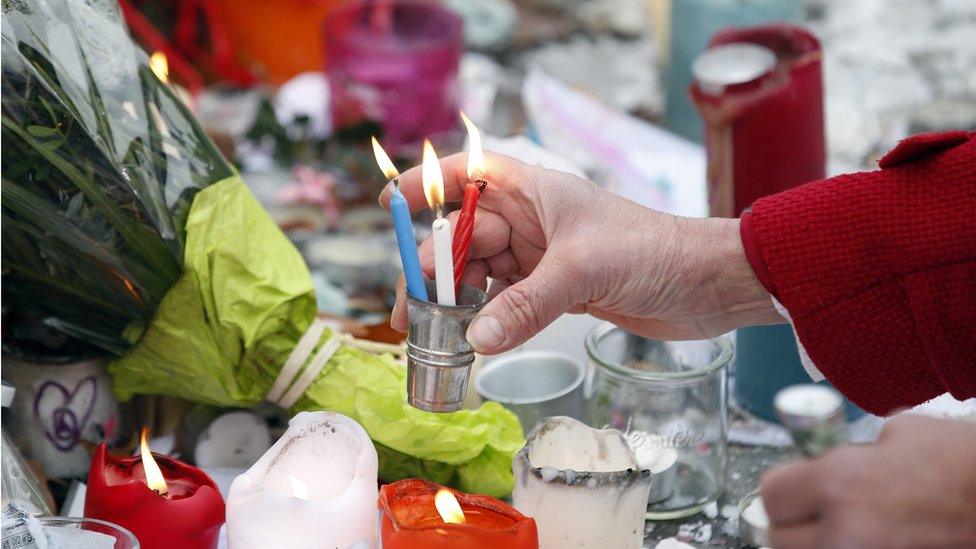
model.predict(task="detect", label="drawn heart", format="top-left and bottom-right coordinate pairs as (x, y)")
top-left (33, 376), bottom-right (98, 452)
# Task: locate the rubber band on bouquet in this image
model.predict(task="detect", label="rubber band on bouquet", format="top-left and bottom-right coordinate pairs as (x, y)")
top-left (267, 318), bottom-right (410, 409)
top-left (267, 319), bottom-right (342, 409)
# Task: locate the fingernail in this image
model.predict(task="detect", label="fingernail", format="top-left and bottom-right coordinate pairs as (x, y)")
top-left (378, 183), bottom-right (392, 207)
top-left (467, 314), bottom-right (506, 352)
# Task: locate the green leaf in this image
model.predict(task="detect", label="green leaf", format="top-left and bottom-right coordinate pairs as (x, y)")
top-left (26, 124), bottom-right (57, 137)
top-left (39, 138), bottom-right (61, 151)
top-left (65, 192), bottom-right (84, 217)
top-left (35, 162), bottom-right (50, 180)
top-left (3, 116), bottom-right (180, 283)
top-left (38, 96), bottom-right (59, 125)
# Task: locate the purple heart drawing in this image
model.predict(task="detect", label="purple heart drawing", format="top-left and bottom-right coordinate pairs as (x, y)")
top-left (33, 376), bottom-right (97, 452)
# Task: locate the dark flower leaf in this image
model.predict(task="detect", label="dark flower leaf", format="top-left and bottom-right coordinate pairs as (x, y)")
top-left (26, 124), bottom-right (57, 137)
top-left (65, 192), bottom-right (84, 217)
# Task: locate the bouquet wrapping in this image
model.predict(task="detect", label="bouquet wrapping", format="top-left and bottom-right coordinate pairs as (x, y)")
top-left (1, 0), bottom-right (521, 497)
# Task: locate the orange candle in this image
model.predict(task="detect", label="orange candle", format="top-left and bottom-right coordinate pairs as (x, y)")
top-left (379, 479), bottom-right (538, 548)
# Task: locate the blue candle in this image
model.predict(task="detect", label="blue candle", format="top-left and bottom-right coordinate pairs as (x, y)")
top-left (390, 183), bottom-right (429, 300)
top-left (372, 137), bottom-right (429, 301)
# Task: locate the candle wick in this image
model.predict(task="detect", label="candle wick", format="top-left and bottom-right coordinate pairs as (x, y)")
top-left (474, 179), bottom-right (487, 193)
top-left (392, 177), bottom-right (400, 189)
top-left (436, 205), bottom-right (444, 219)
top-left (153, 487), bottom-right (170, 498)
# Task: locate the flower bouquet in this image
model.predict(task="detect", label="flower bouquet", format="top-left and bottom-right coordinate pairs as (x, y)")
top-left (1, 0), bottom-right (521, 497)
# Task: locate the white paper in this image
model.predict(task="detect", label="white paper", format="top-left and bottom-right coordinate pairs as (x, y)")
top-left (522, 69), bottom-right (707, 218)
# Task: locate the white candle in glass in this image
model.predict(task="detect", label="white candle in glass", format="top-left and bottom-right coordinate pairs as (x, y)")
top-left (421, 139), bottom-right (456, 306)
top-left (225, 411), bottom-right (378, 549)
top-left (512, 416), bottom-right (652, 549)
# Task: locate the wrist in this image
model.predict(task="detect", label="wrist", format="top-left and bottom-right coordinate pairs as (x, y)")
top-left (693, 217), bottom-right (782, 331)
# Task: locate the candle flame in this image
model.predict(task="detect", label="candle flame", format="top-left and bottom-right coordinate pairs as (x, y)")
top-left (140, 427), bottom-right (169, 496)
top-left (460, 112), bottom-right (485, 179)
top-left (289, 475), bottom-right (308, 500)
top-left (371, 136), bottom-right (400, 181)
top-left (149, 51), bottom-right (169, 84)
top-left (434, 489), bottom-right (466, 524)
top-left (422, 139), bottom-right (445, 210)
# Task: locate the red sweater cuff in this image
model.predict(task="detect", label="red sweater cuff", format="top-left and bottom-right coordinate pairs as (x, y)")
top-left (739, 211), bottom-right (778, 300)
top-left (746, 133), bottom-right (976, 414)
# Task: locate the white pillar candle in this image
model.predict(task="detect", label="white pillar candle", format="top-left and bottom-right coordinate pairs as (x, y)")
top-left (226, 411), bottom-right (378, 549)
top-left (513, 416), bottom-right (652, 549)
top-left (432, 215), bottom-right (456, 306)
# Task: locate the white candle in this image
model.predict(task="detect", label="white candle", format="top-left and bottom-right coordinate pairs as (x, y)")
top-left (742, 496), bottom-right (770, 529)
top-left (627, 430), bottom-right (679, 503)
top-left (627, 431), bottom-right (678, 474)
top-left (194, 411), bottom-right (272, 469)
top-left (421, 139), bottom-right (456, 306)
top-left (225, 411), bottom-right (377, 549)
top-left (513, 416), bottom-right (653, 549)
top-left (432, 215), bottom-right (456, 306)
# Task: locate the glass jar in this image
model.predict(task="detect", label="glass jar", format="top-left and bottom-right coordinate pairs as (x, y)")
top-left (39, 517), bottom-right (140, 549)
top-left (584, 323), bottom-right (732, 519)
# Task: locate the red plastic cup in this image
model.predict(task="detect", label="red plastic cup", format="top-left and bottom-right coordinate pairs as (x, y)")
top-left (325, 0), bottom-right (463, 151)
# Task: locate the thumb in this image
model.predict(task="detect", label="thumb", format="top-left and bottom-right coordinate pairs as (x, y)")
top-left (466, 262), bottom-right (573, 354)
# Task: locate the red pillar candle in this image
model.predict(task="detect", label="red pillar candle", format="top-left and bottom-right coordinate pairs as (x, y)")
top-left (85, 437), bottom-right (225, 549)
top-left (452, 112), bottom-right (488, 292)
top-left (379, 479), bottom-right (538, 549)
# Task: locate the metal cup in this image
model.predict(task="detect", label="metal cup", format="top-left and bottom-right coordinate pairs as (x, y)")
top-left (737, 385), bottom-right (848, 546)
top-left (406, 280), bottom-right (487, 412)
top-left (774, 384), bottom-right (848, 458)
top-left (474, 350), bottom-right (586, 433)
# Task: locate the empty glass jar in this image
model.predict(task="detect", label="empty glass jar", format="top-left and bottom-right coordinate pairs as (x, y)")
top-left (584, 323), bottom-right (732, 519)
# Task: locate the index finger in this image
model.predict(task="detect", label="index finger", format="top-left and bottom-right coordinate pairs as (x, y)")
top-left (378, 151), bottom-right (524, 213)
top-left (759, 460), bottom-right (826, 525)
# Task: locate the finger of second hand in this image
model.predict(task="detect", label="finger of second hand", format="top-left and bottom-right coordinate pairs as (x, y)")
top-left (760, 460), bottom-right (825, 525)
top-left (768, 521), bottom-right (823, 549)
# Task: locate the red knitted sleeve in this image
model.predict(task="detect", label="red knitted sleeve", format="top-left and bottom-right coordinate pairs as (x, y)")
top-left (742, 131), bottom-right (976, 415)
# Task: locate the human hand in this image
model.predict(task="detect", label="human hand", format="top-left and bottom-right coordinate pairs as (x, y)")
top-left (761, 414), bottom-right (976, 548)
top-left (381, 152), bottom-right (779, 354)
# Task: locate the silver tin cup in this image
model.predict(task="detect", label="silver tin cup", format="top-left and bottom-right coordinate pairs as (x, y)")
top-left (773, 384), bottom-right (848, 458)
top-left (406, 280), bottom-right (487, 412)
top-left (475, 351), bottom-right (586, 433)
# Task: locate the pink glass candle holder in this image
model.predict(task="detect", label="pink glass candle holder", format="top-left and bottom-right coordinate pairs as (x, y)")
top-left (325, 0), bottom-right (463, 150)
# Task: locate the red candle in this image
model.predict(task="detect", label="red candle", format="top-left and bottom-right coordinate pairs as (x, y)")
top-left (452, 179), bottom-right (487, 291)
top-left (379, 479), bottom-right (538, 549)
top-left (84, 431), bottom-right (225, 549)
top-left (452, 112), bottom-right (488, 292)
